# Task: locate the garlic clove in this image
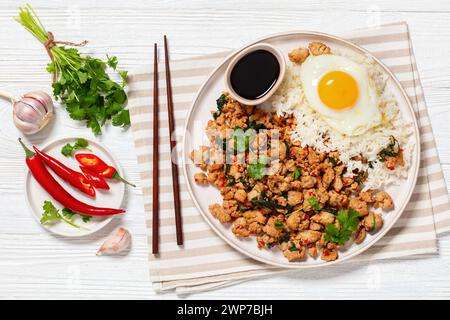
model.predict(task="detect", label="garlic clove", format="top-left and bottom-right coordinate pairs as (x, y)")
top-left (97, 227), bottom-right (132, 256)
top-left (24, 91), bottom-right (54, 113)
top-left (11, 91), bottom-right (54, 135)
top-left (13, 114), bottom-right (41, 135)
top-left (14, 100), bottom-right (44, 123)
top-left (19, 97), bottom-right (47, 116)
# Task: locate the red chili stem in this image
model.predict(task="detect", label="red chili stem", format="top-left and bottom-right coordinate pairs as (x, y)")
top-left (75, 153), bottom-right (135, 187)
top-left (112, 171), bottom-right (136, 187)
top-left (19, 139), bottom-right (124, 216)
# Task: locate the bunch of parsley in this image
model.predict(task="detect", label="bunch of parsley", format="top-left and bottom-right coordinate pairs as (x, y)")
top-left (16, 5), bottom-right (130, 135)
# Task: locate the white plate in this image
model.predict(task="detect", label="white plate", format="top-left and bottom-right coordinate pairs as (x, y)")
top-left (182, 31), bottom-right (420, 269)
top-left (25, 137), bottom-right (126, 237)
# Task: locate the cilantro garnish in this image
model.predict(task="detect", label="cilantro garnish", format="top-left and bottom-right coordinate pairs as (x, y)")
top-left (212, 94), bottom-right (228, 119)
top-left (41, 201), bottom-right (80, 229)
top-left (324, 208), bottom-right (360, 245)
top-left (40, 201), bottom-right (91, 229)
top-left (233, 128), bottom-right (254, 153)
top-left (61, 138), bottom-right (91, 156)
top-left (274, 222), bottom-right (285, 229)
top-left (308, 196), bottom-right (321, 211)
top-left (292, 167), bottom-right (302, 179)
top-left (378, 135), bottom-right (400, 162)
top-left (248, 154), bottom-right (268, 180)
top-left (62, 208), bottom-right (92, 223)
top-left (247, 121), bottom-right (266, 131)
top-left (328, 157), bottom-right (337, 166)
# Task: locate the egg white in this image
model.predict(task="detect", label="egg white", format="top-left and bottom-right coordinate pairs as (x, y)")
top-left (300, 54), bottom-right (381, 136)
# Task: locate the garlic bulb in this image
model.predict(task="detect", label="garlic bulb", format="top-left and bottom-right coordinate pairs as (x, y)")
top-left (97, 227), bottom-right (132, 256)
top-left (0, 90), bottom-right (54, 135)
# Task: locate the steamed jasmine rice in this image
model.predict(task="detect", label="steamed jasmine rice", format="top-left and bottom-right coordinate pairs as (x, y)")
top-left (270, 53), bottom-right (414, 190)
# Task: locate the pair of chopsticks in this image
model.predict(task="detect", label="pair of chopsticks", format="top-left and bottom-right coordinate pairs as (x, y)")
top-left (152, 36), bottom-right (183, 255)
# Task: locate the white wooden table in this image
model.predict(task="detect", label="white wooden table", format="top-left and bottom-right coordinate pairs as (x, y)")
top-left (1, 0), bottom-right (450, 299)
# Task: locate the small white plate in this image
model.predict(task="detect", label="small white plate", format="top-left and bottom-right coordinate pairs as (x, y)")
top-left (25, 137), bottom-right (126, 237)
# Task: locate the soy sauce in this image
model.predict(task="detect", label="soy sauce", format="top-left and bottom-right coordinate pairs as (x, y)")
top-left (230, 50), bottom-right (280, 100)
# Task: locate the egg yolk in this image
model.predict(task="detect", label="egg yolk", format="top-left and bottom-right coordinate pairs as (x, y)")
top-left (318, 71), bottom-right (359, 110)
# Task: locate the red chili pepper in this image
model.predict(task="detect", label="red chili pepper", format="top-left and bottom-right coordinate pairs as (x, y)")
top-left (33, 147), bottom-right (96, 197)
top-left (19, 139), bottom-right (124, 216)
top-left (80, 166), bottom-right (110, 190)
top-left (75, 153), bottom-right (136, 187)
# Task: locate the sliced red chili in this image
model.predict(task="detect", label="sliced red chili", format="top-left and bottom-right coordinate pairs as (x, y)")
top-left (80, 166), bottom-right (110, 190)
top-left (75, 153), bottom-right (136, 187)
top-left (34, 146), bottom-right (95, 197)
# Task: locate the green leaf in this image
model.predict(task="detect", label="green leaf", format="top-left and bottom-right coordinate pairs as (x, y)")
top-left (40, 201), bottom-right (81, 229)
top-left (247, 121), bottom-right (266, 131)
top-left (87, 118), bottom-right (101, 135)
top-left (324, 208), bottom-right (361, 245)
top-left (119, 70), bottom-right (128, 87)
top-left (248, 162), bottom-right (266, 180)
top-left (74, 138), bottom-right (89, 149)
top-left (112, 109), bottom-right (130, 127)
top-left (78, 71), bottom-right (89, 84)
top-left (66, 103), bottom-right (87, 120)
top-left (274, 222), bottom-right (285, 229)
top-left (61, 138), bottom-right (91, 156)
top-left (292, 167), bottom-right (301, 179)
top-left (62, 208), bottom-right (91, 223)
top-left (46, 62), bottom-right (56, 74)
top-left (106, 55), bottom-right (118, 70)
top-left (81, 215), bottom-right (92, 223)
top-left (233, 128), bottom-right (247, 153)
top-left (61, 144), bottom-right (74, 157)
top-left (308, 196), bottom-right (321, 210)
top-left (61, 208), bottom-right (76, 220)
top-left (328, 157), bottom-right (337, 166)
top-left (40, 201), bottom-right (61, 224)
top-left (216, 94), bottom-right (228, 110)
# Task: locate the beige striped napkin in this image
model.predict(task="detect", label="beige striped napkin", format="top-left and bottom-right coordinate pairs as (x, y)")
top-left (128, 22), bottom-right (450, 294)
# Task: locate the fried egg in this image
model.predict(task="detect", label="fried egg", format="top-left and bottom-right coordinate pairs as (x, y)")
top-left (300, 54), bottom-right (381, 136)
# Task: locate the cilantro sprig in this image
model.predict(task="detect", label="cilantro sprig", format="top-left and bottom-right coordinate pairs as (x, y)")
top-left (248, 154), bottom-right (268, 180)
top-left (62, 208), bottom-right (92, 223)
top-left (324, 208), bottom-right (360, 245)
top-left (16, 5), bottom-right (130, 135)
top-left (40, 201), bottom-right (91, 229)
top-left (308, 196), bottom-right (321, 211)
top-left (61, 138), bottom-right (91, 156)
top-left (292, 167), bottom-right (302, 179)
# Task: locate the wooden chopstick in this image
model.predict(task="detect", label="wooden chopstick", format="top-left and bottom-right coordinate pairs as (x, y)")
top-left (152, 43), bottom-right (159, 255)
top-left (163, 35), bottom-right (183, 246)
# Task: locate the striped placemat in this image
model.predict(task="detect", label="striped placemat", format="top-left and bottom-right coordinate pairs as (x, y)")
top-left (128, 22), bottom-right (450, 294)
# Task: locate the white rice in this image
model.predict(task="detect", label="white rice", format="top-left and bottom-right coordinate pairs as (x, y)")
top-left (270, 52), bottom-right (414, 190)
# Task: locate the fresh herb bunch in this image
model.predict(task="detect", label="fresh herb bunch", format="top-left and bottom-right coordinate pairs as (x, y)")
top-left (15, 5), bottom-right (130, 135)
